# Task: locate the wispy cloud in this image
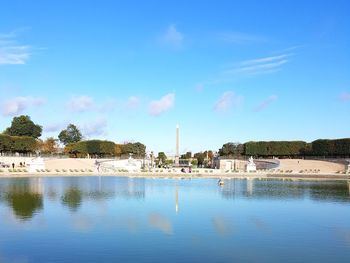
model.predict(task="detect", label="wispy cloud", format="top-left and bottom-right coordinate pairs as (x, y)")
top-left (2, 96), bottom-right (45, 116)
top-left (82, 118), bottom-right (108, 137)
top-left (67, 95), bottom-right (94, 112)
top-left (204, 53), bottom-right (293, 85)
top-left (339, 92), bottom-right (350, 102)
top-left (126, 96), bottom-right (140, 109)
top-left (159, 24), bottom-right (184, 49)
top-left (0, 31), bottom-right (31, 65)
top-left (254, 95), bottom-right (278, 112)
top-left (44, 122), bottom-right (67, 133)
top-left (225, 54), bottom-right (292, 76)
top-left (218, 31), bottom-right (267, 44)
top-left (214, 91), bottom-right (242, 112)
top-left (148, 93), bottom-right (175, 116)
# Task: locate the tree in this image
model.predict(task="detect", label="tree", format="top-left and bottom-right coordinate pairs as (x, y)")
top-left (121, 142), bottom-right (146, 158)
top-left (58, 124), bottom-right (82, 145)
top-left (4, 115), bottom-right (42, 138)
top-left (115, 144), bottom-right (123, 156)
top-left (40, 137), bottom-right (59, 154)
top-left (194, 152), bottom-right (205, 167)
top-left (219, 142), bottom-right (244, 158)
top-left (158, 152), bottom-right (167, 164)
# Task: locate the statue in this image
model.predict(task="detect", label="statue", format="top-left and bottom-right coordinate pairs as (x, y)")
top-left (246, 156), bottom-right (257, 172)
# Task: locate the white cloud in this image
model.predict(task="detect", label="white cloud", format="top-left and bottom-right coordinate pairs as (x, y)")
top-left (240, 54), bottom-right (291, 66)
top-left (214, 91), bottom-right (242, 112)
top-left (218, 31), bottom-right (267, 44)
top-left (82, 118), bottom-right (108, 137)
top-left (159, 24), bottom-right (184, 49)
top-left (255, 95), bottom-right (278, 112)
top-left (225, 54), bottom-right (292, 76)
top-left (44, 122), bottom-right (67, 133)
top-left (126, 96), bottom-right (140, 109)
top-left (148, 93), bottom-right (175, 116)
top-left (0, 31), bottom-right (31, 65)
top-left (68, 95), bottom-right (94, 112)
top-left (2, 96), bottom-right (45, 116)
top-left (339, 92), bottom-right (350, 102)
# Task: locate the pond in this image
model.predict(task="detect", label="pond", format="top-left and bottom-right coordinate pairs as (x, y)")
top-left (0, 176), bottom-right (349, 262)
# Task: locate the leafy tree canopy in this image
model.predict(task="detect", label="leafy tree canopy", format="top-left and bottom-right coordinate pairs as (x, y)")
top-left (158, 152), bottom-right (167, 163)
top-left (4, 115), bottom-right (42, 138)
top-left (58, 124), bottom-right (82, 145)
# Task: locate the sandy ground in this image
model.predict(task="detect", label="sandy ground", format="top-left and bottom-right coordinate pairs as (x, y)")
top-left (44, 158), bottom-right (96, 170)
top-left (278, 159), bottom-right (345, 173)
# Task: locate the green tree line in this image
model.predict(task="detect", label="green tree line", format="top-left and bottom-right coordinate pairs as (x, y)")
top-left (219, 139), bottom-right (350, 158)
top-left (65, 140), bottom-right (146, 158)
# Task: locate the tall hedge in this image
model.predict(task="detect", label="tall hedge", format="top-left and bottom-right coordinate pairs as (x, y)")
top-left (244, 141), bottom-right (308, 157)
top-left (0, 134), bottom-right (38, 153)
top-left (65, 140), bottom-right (115, 157)
top-left (242, 139), bottom-right (350, 157)
top-left (311, 139), bottom-right (350, 157)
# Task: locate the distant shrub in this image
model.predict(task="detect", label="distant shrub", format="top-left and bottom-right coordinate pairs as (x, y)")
top-left (55, 169), bottom-right (60, 172)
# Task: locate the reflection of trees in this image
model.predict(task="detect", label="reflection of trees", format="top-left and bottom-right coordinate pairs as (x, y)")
top-left (3, 179), bottom-right (43, 221)
top-left (220, 179), bottom-right (350, 203)
top-left (61, 187), bottom-right (82, 212)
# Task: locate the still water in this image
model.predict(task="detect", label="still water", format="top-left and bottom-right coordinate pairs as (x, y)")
top-left (0, 176), bottom-right (349, 263)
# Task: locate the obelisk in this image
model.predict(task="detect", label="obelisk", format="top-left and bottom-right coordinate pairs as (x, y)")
top-left (175, 124), bottom-right (179, 166)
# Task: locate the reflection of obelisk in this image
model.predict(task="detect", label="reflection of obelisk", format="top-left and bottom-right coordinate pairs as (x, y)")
top-left (175, 125), bottom-right (180, 167)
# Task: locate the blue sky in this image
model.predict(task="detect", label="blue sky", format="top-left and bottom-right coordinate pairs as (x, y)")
top-left (0, 0), bottom-right (349, 155)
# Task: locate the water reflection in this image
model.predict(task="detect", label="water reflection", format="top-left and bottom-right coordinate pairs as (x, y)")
top-left (0, 177), bottom-right (349, 263)
top-left (61, 187), bottom-right (83, 212)
top-left (220, 179), bottom-right (350, 202)
top-left (0, 178), bottom-right (43, 221)
top-left (148, 212), bottom-right (173, 235)
top-left (212, 216), bottom-right (233, 236)
top-left (175, 187), bottom-right (179, 214)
